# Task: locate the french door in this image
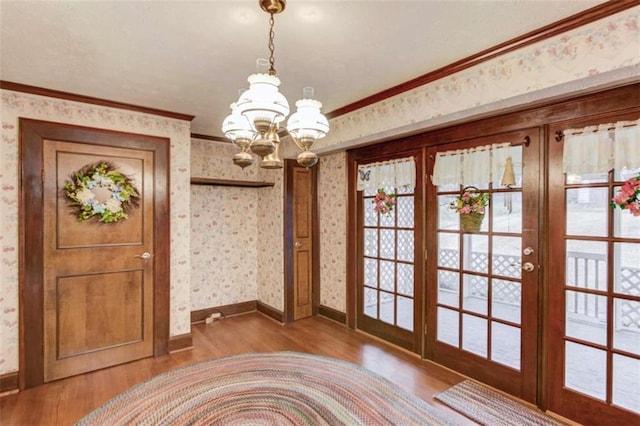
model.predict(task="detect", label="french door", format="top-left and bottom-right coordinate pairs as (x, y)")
top-left (547, 114), bottom-right (640, 425)
top-left (356, 152), bottom-right (424, 353)
top-left (426, 129), bottom-right (541, 402)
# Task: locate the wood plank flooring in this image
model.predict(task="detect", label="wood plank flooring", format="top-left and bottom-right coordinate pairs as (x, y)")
top-left (1, 313), bottom-right (474, 425)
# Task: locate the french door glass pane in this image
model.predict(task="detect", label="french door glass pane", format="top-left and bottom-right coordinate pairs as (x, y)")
top-left (566, 187), bottom-right (608, 237)
top-left (380, 291), bottom-right (395, 325)
top-left (438, 270), bottom-right (459, 308)
top-left (491, 322), bottom-right (521, 370)
top-left (438, 195), bottom-right (458, 230)
top-left (613, 298), bottom-right (640, 355)
top-left (438, 233), bottom-right (459, 268)
top-left (463, 234), bottom-right (488, 273)
top-left (379, 260), bottom-right (394, 291)
top-left (492, 279), bottom-right (521, 324)
top-left (364, 229), bottom-right (378, 257)
top-left (492, 236), bottom-right (521, 279)
top-left (437, 307), bottom-right (459, 346)
top-left (615, 204), bottom-right (640, 238)
top-left (364, 288), bottom-right (377, 318)
top-left (614, 242), bottom-right (640, 296)
top-left (492, 191), bottom-right (522, 233)
top-left (565, 290), bottom-right (607, 345)
top-left (397, 230), bottom-right (414, 262)
top-left (565, 341), bottom-right (607, 401)
top-left (566, 240), bottom-right (608, 291)
top-left (397, 196), bottom-right (414, 228)
top-left (463, 274), bottom-right (488, 315)
top-left (398, 296), bottom-right (413, 331)
top-left (364, 258), bottom-right (377, 287)
top-left (462, 314), bottom-right (488, 357)
top-left (397, 263), bottom-right (414, 296)
top-left (612, 354), bottom-right (640, 414)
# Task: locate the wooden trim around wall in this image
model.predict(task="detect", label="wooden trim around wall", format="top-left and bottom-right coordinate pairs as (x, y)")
top-left (318, 305), bottom-right (347, 325)
top-left (0, 372), bottom-right (19, 394)
top-left (257, 301), bottom-right (284, 323)
top-left (0, 81), bottom-right (195, 122)
top-left (191, 133), bottom-right (229, 142)
top-left (168, 333), bottom-right (194, 353)
top-left (326, 1), bottom-right (638, 119)
top-left (191, 301), bottom-right (258, 323)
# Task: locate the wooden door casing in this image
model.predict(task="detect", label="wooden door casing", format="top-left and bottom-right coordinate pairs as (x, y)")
top-left (20, 119), bottom-right (170, 389)
top-left (284, 160), bottom-right (319, 323)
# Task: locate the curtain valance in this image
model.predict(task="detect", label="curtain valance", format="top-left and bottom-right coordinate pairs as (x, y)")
top-left (562, 119), bottom-right (639, 174)
top-left (357, 157), bottom-right (416, 191)
top-left (431, 142), bottom-right (513, 187)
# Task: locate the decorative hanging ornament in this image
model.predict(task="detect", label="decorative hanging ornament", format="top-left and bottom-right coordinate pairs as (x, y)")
top-left (64, 161), bottom-right (140, 223)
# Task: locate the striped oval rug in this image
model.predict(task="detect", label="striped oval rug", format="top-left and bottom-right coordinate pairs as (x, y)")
top-left (77, 352), bottom-right (454, 425)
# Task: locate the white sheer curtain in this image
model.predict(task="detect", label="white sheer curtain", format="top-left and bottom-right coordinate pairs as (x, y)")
top-left (357, 157), bottom-right (416, 191)
top-left (562, 119), bottom-right (640, 174)
top-left (431, 142), bottom-right (512, 186)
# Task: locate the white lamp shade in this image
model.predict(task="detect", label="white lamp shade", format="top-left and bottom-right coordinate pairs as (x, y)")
top-left (286, 98), bottom-right (329, 141)
top-left (236, 73), bottom-right (290, 130)
top-left (221, 104), bottom-right (255, 142)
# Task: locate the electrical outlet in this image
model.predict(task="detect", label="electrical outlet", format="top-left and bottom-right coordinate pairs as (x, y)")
top-left (211, 312), bottom-right (222, 319)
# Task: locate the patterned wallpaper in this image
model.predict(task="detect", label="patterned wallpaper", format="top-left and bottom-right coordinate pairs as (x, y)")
top-left (190, 140), bottom-right (259, 310)
top-left (316, 7), bottom-right (640, 153)
top-left (0, 91), bottom-right (192, 375)
top-left (318, 152), bottom-right (348, 312)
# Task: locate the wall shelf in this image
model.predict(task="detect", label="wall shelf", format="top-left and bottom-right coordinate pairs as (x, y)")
top-left (190, 177), bottom-right (275, 188)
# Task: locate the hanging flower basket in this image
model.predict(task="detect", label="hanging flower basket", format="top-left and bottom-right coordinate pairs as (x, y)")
top-left (459, 212), bottom-right (485, 233)
top-left (611, 175), bottom-right (640, 216)
top-left (450, 186), bottom-right (490, 233)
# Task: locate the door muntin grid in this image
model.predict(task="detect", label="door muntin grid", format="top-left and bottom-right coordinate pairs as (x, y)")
top-left (435, 148), bottom-right (525, 371)
top-left (363, 185), bottom-right (415, 332)
top-left (562, 168), bottom-right (640, 414)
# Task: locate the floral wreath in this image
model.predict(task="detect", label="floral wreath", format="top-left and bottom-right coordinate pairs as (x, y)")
top-left (373, 189), bottom-right (396, 215)
top-left (611, 175), bottom-right (640, 217)
top-left (64, 161), bottom-right (140, 223)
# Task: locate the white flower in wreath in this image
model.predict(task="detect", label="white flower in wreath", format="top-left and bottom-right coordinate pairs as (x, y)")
top-left (76, 188), bottom-right (96, 204)
top-left (104, 198), bottom-right (123, 213)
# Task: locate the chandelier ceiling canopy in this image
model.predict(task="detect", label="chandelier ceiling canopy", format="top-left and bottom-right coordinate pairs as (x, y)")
top-left (222, 0), bottom-right (329, 170)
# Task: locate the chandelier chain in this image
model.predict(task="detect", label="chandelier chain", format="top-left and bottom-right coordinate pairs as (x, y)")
top-left (268, 13), bottom-right (276, 75)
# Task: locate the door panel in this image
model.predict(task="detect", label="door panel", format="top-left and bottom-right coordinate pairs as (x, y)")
top-left (20, 119), bottom-right (170, 388)
top-left (547, 113), bottom-right (640, 424)
top-left (288, 163), bottom-right (315, 321)
top-left (426, 129), bottom-right (540, 402)
top-left (43, 141), bottom-right (154, 381)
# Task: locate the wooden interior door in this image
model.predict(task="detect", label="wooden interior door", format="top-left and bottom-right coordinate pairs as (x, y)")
top-left (546, 113), bottom-right (640, 425)
top-left (21, 120), bottom-right (170, 388)
top-left (426, 129), bottom-right (540, 402)
top-left (285, 160), bottom-right (318, 322)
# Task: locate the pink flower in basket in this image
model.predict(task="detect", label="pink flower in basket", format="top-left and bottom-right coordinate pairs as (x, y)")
top-left (373, 189), bottom-right (396, 215)
top-left (450, 188), bottom-right (490, 215)
top-left (611, 175), bottom-right (640, 217)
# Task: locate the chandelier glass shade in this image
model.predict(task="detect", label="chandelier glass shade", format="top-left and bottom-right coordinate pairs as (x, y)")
top-left (221, 0), bottom-right (329, 169)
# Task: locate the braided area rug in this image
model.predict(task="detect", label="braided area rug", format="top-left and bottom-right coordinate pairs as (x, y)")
top-left (435, 380), bottom-right (566, 426)
top-left (77, 352), bottom-right (454, 425)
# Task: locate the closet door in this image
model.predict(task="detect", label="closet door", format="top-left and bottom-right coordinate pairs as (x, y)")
top-left (425, 129), bottom-right (540, 402)
top-left (547, 113), bottom-right (640, 425)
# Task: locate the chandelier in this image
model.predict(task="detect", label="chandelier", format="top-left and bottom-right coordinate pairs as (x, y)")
top-left (221, 0), bottom-right (329, 169)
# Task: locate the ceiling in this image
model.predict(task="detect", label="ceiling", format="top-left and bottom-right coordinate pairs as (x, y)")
top-left (1, 0), bottom-right (605, 139)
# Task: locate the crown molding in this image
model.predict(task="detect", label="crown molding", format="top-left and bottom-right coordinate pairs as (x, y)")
top-left (326, 0), bottom-right (638, 119)
top-left (0, 81), bottom-right (195, 122)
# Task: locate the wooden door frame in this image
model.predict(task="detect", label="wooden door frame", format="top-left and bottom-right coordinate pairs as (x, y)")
top-left (19, 119), bottom-right (170, 389)
top-left (283, 159), bottom-right (320, 323)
